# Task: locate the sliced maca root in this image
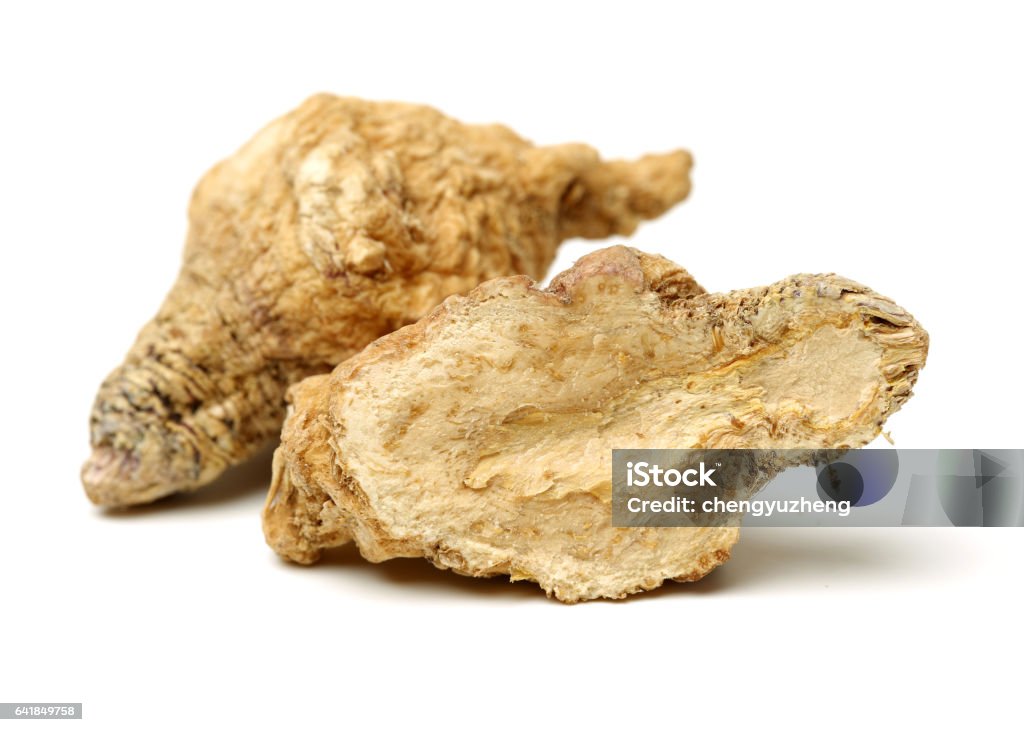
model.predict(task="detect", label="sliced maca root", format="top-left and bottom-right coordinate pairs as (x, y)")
top-left (263, 246), bottom-right (928, 602)
top-left (82, 95), bottom-right (693, 507)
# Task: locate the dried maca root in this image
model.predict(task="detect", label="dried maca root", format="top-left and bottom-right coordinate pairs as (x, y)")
top-left (83, 95), bottom-right (694, 507)
top-left (263, 246), bottom-right (928, 602)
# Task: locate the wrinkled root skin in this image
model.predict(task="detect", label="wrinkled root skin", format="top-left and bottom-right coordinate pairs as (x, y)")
top-left (83, 95), bottom-right (693, 507)
top-left (263, 246), bottom-right (928, 602)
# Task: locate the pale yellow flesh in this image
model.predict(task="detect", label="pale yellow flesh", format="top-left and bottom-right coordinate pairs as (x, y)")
top-left (264, 247), bottom-right (928, 602)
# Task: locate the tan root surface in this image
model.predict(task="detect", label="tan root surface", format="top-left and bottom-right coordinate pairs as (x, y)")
top-left (83, 95), bottom-right (692, 506)
top-left (264, 246), bottom-right (928, 602)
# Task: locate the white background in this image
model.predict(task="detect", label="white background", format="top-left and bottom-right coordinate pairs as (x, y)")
top-left (1, 2), bottom-right (1022, 729)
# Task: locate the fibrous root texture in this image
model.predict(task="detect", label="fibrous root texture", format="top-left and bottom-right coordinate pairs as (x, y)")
top-left (82, 95), bottom-right (693, 507)
top-left (263, 246), bottom-right (928, 602)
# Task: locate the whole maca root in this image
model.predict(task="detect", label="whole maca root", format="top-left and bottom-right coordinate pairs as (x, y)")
top-left (263, 246), bottom-right (928, 602)
top-left (83, 95), bottom-right (694, 507)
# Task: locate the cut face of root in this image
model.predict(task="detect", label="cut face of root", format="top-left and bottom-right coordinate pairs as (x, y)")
top-left (264, 246), bottom-right (928, 602)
